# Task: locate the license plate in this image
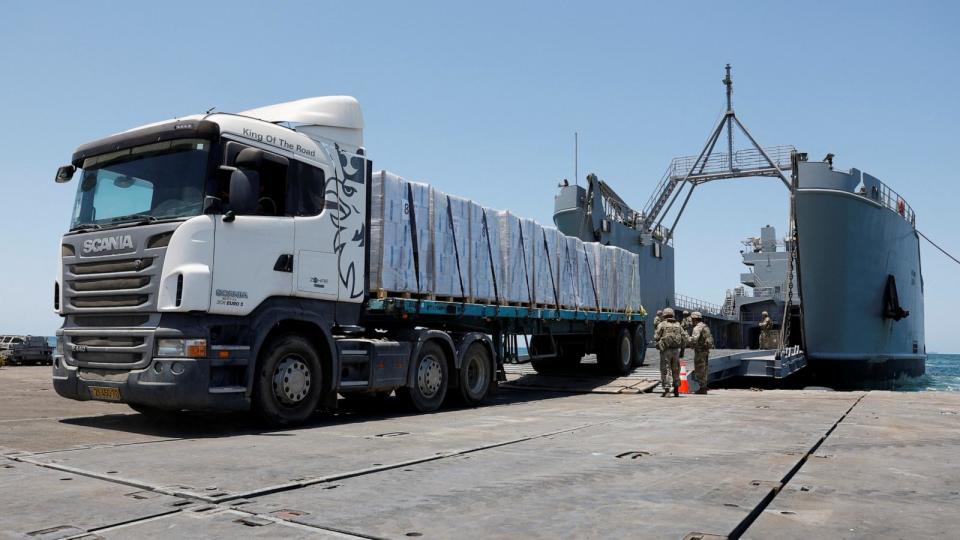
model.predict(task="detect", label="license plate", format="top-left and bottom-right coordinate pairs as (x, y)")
top-left (89, 386), bottom-right (121, 401)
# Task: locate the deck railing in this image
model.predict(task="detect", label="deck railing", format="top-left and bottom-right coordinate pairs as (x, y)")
top-left (863, 180), bottom-right (916, 226)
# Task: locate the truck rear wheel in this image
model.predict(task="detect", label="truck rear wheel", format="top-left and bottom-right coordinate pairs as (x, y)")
top-left (633, 324), bottom-right (647, 367)
top-left (600, 326), bottom-right (634, 376)
top-left (399, 341), bottom-right (449, 412)
top-left (253, 334), bottom-right (325, 426)
top-left (456, 343), bottom-right (492, 406)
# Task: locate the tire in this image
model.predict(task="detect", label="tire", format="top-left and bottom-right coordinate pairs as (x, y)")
top-left (398, 341), bottom-right (449, 412)
top-left (253, 334), bottom-right (325, 426)
top-left (633, 324), bottom-right (647, 367)
top-left (601, 326), bottom-right (634, 376)
top-left (456, 343), bottom-right (492, 406)
top-left (529, 335), bottom-right (568, 374)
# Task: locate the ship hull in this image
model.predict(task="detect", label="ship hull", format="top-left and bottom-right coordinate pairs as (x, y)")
top-left (795, 187), bottom-right (925, 386)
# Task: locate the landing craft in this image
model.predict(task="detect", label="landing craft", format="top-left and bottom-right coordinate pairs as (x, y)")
top-left (553, 65), bottom-right (925, 386)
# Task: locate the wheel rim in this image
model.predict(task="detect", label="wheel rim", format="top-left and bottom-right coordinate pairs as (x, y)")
top-left (417, 354), bottom-right (443, 399)
top-left (272, 354), bottom-right (312, 406)
top-left (464, 353), bottom-right (488, 396)
top-left (619, 334), bottom-right (632, 369)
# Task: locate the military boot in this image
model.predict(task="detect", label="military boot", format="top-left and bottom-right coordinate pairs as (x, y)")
top-left (661, 389), bottom-right (669, 397)
top-left (673, 388), bottom-right (680, 397)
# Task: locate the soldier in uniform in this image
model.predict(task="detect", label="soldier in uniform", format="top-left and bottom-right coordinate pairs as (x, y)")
top-left (654, 308), bottom-right (684, 397)
top-left (758, 311), bottom-right (774, 349)
top-left (687, 312), bottom-right (714, 394)
top-left (653, 310), bottom-right (663, 330)
top-left (680, 310), bottom-right (692, 359)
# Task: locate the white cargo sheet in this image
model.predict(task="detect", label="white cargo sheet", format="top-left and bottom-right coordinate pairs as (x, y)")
top-left (600, 246), bottom-right (619, 310)
top-left (468, 202), bottom-right (502, 302)
top-left (530, 223), bottom-right (553, 305)
top-left (498, 212), bottom-right (535, 304)
top-left (579, 242), bottom-right (601, 310)
top-left (432, 191), bottom-right (471, 297)
top-left (369, 171), bottom-right (432, 294)
top-left (557, 236), bottom-right (580, 308)
top-left (369, 171), bottom-right (643, 312)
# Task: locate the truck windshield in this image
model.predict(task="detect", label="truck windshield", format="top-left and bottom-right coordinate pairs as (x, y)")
top-left (70, 138), bottom-right (211, 230)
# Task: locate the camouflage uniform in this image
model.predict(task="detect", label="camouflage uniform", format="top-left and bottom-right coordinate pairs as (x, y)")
top-left (758, 312), bottom-right (774, 349)
top-left (652, 311), bottom-right (663, 343)
top-left (687, 313), bottom-right (714, 394)
top-left (654, 308), bottom-right (683, 397)
top-left (680, 311), bottom-right (693, 359)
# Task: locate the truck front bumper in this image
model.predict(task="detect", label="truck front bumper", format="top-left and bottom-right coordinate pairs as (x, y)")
top-left (52, 355), bottom-right (250, 412)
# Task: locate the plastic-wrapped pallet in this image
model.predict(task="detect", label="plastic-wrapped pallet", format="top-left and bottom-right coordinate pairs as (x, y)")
top-left (578, 241), bottom-right (601, 311)
top-left (617, 249), bottom-right (633, 311)
top-left (432, 190), bottom-right (471, 298)
top-left (497, 212), bottom-right (535, 304)
top-left (369, 171), bottom-right (432, 295)
top-left (599, 245), bottom-right (620, 311)
top-left (468, 202), bottom-right (503, 302)
top-left (557, 236), bottom-right (580, 309)
top-left (541, 227), bottom-right (564, 307)
top-left (531, 223), bottom-right (555, 306)
top-left (624, 251), bottom-right (642, 313)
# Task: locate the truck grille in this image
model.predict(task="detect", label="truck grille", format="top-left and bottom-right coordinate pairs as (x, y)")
top-left (63, 331), bottom-right (153, 368)
top-left (61, 226), bottom-right (170, 314)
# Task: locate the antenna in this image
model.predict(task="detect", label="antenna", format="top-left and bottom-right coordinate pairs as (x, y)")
top-left (642, 64), bottom-right (795, 238)
top-left (574, 132), bottom-right (579, 187)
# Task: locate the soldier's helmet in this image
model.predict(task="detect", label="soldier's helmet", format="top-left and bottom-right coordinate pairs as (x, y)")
top-left (656, 309), bottom-right (663, 316)
top-left (691, 311), bottom-right (703, 320)
top-left (662, 308), bottom-right (675, 319)
top-left (682, 310), bottom-right (689, 316)
top-left (762, 311), bottom-right (769, 317)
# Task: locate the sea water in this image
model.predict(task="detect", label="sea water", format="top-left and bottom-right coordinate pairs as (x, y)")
top-left (890, 353), bottom-right (960, 392)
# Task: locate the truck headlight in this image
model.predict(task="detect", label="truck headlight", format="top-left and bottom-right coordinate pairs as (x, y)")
top-left (156, 338), bottom-right (207, 358)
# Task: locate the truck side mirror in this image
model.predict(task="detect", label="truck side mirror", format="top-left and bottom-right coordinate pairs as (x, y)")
top-left (55, 165), bottom-right (76, 183)
top-left (227, 168), bottom-right (259, 218)
top-left (234, 148), bottom-right (264, 170)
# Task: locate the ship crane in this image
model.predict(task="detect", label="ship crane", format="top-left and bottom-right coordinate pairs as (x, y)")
top-left (642, 64), bottom-right (795, 240)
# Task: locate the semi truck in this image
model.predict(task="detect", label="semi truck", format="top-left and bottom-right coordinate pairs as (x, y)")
top-left (52, 96), bottom-right (646, 425)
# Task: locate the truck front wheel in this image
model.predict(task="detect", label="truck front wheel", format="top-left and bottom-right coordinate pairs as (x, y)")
top-left (254, 334), bottom-right (325, 426)
top-left (456, 343), bottom-right (492, 406)
top-left (399, 341), bottom-right (449, 412)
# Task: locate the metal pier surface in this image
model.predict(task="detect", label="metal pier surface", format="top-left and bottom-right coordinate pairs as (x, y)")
top-left (2, 366), bottom-right (956, 539)
top-left (504, 348), bottom-right (807, 393)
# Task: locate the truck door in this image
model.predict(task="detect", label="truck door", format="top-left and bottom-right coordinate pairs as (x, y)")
top-left (210, 142), bottom-right (294, 315)
top-left (290, 159), bottom-right (339, 303)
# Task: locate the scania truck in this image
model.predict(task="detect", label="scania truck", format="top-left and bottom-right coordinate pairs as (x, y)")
top-left (52, 97), bottom-right (645, 424)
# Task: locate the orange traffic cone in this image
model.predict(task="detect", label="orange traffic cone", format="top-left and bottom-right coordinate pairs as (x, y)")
top-left (678, 361), bottom-right (690, 394)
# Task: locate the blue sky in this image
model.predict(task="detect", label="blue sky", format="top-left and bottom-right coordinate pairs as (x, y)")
top-left (1, 1), bottom-right (958, 352)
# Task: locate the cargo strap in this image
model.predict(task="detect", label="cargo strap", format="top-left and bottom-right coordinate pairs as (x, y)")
top-left (445, 195), bottom-right (466, 299)
top-left (517, 217), bottom-right (533, 306)
top-left (406, 183), bottom-right (422, 298)
top-left (542, 229), bottom-right (560, 311)
top-left (481, 209), bottom-right (500, 305)
top-left (582, 245), bottom-right (601, 312)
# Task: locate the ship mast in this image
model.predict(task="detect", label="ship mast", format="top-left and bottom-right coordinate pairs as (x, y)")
top-left (642, 64), bottom-right (793, 240)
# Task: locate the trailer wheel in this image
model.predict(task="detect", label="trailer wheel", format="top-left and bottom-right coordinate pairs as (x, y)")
top-left (399, 341), bottom-right (449, 412)
top-left (253, 334), bottom-right (325, 426)
top-left (601, 326), bottom-right (634, 376)
top-left (457, 343), bottom-right (492, 406)
top-left (633, 324), bottom-right (647, 367)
